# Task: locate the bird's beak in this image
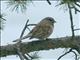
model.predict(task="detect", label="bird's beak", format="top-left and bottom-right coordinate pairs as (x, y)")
top-left (54, 21), bottom-right (56, 23)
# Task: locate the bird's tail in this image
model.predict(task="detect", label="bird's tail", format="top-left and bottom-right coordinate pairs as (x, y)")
top-left (13, 34), bottom-right (31, 42)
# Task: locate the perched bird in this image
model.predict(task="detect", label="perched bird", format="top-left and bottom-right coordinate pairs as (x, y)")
top-left (13, 17), bottom-right (56, 42)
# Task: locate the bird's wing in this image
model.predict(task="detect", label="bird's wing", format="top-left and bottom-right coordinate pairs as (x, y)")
top-left (29, 23), bottom-right (53, 39)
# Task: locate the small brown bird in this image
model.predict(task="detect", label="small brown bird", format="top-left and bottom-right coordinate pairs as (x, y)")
top-left (13, 17), bottom-right (56, 42)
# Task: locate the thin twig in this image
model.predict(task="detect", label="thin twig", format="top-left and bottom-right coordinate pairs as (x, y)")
top-left (17, 49), bottom-right (25, 60)
top-left (22, 54), bottom-right (30, 60)
top-left (46, 0), bottom-right (51, 5)
top-left (20, 20), bottom-right (36, 36)
top-left (26, 24), bottom-right (36, 31)
top-left (26, 53), bottom-right (33, 59)
top-left (27, 24), bottom-right (36, 26)
top-left (71, 51), bottom-right (78, 60)
top-left (1, 18), bottom-right (6, 21)
top-left (75, 2), bottom-right (80, 7)
top-left (20, 19), bottom-right (29, 38)
top-left (15, 43), bottom-right (25, 60)
top-left (26, 27), bottom-right (31, 31)
top-left (74, 28), bottom-right (80, 31)
top-left (73, 6), bottom-right (80, 14)
top-left (68, 4), bottom-right (75, 37)
top-left (57, 49), bottom-right (72, 60)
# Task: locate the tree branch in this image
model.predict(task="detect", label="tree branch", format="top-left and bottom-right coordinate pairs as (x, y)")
top-left (0, 36), bottom-right (80, 57)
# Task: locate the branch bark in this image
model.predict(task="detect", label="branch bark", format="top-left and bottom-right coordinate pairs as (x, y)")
top-left (0, 35), bottom-right (80, 57)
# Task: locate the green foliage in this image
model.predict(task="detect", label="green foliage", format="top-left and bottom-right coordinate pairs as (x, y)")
top-left (0, 14), bottom-right (6, 30)
top-left (6, 0), bottom-right (32, 13)
top-left (59, 0), bottom-right (79, 5)
top-left (57, 0), bottom-right (80, 13)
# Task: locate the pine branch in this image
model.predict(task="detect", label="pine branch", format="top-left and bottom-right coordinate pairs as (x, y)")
top-left (0, 36), bottom-right (80, 57)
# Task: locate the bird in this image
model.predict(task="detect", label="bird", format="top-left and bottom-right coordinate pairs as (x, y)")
top-left (13, 17), bottom-right (56, 42)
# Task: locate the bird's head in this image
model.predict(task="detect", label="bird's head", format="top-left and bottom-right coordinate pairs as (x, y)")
top-left (43, 17), bottom-right (56, 25)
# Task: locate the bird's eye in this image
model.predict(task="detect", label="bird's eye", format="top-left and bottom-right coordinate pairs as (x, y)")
top-left (48, 18), bottom-right (54, 22)
top-left (49, 19), bottom-right (53, 21)
top-left (48, 18), bottom-right (56, 23)
top-left (44, 17), bottom-right (56, 23)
